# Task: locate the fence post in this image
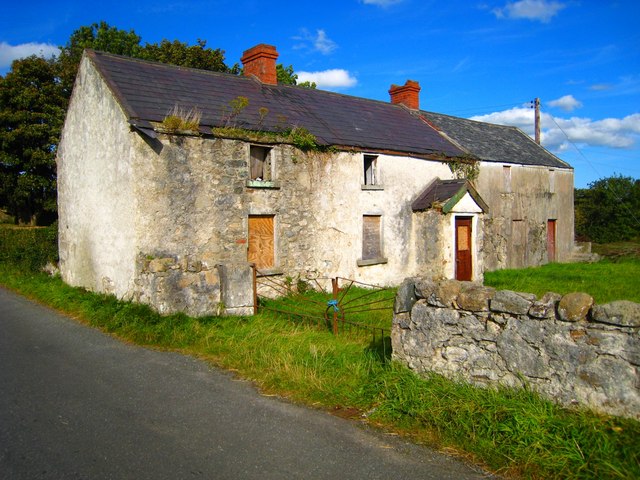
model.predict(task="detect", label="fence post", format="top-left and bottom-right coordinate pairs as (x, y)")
top-left (332, 277), bottom-right (339, 335)
top-left (252, 263), bottom-right (258, 315)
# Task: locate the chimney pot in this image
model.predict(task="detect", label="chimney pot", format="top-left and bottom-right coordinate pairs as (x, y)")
top-left (389, 80), bottom-right (421, 110)
top-left (241, 44), bottom-right (279, 85)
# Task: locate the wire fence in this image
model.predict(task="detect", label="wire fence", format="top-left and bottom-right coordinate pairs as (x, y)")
top-left (252, 267), bottom-right (394, 358)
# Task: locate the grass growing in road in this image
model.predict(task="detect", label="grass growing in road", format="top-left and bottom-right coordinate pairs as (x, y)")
top-left (484, 257), bottom-right (640, 304)
top-left (1, 264), bottom-right (638, 480)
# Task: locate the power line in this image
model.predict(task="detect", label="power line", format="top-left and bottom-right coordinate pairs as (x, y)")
top-left (444, 101), bottom-right (527, 116)
top-left (549, 115), bottom-right (640, 230)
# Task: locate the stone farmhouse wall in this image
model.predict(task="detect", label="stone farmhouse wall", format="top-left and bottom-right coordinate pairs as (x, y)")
top-left (392, 277), bottom-right (640, 419)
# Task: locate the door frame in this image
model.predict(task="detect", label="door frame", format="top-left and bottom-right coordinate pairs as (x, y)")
top-left (455, 216), bottom-right (473, 281)
top-left (547, 219), bottom-right (557, 263)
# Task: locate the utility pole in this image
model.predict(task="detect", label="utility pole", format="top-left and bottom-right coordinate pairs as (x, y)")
top-left (532, 97), bottom-right (541, 145)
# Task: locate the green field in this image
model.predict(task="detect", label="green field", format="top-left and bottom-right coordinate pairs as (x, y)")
top-left (484, 257), bottom-right (640, 304)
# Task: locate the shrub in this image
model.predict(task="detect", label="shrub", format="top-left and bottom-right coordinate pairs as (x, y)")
top-left (0, 224), bottom-right (58, 271)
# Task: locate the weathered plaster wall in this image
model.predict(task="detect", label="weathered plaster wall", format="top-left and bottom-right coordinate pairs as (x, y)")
top-left (475, 162), bottom-right (574, 270)
top-left (393, 277), bottom-right (640, 419)
top-left (57, 56), bottom-right (137, 298)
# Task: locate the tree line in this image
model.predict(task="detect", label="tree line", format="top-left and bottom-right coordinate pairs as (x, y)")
top-left (574, 175), bottom-right (640, 244)
top-left (0, 22), bottom-right (307, 225)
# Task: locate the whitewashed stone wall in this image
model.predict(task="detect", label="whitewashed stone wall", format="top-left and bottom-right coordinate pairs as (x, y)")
top-left (392, 278), bottom-right (640, 419)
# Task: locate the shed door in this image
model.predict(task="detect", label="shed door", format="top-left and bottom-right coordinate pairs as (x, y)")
top-left (455, 217), bottom-right (472, 281)
top-left (547, 219), bottom-right (557, 263)
top-left (248, 215), bottom-right (274, 269)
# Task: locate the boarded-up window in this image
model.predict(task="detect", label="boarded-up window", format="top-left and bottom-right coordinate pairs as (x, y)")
top-left (512, 219), bottom-right (526, 246)
top-left (364, 155), bottom-right (377, 185)
top-left (362, 215), bottom-right (382, 260)
top-left (250, 145), bottom-right (272, 181)
top-left (503, 165), bottom-right (511, 193)
top-left (248, 215), bottom-right (274, 269)
top-left (549, 169), bottom-right (555, 194)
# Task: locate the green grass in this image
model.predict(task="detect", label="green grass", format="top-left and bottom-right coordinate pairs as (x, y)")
top-left (1, 263), bottom-right (638, 480)
top-left (259, 282), bottom-right (395, 331)
top-left (484, 257), bottom-right (640, 304)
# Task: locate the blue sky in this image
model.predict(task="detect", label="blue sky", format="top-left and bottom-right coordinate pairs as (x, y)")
top-left (1, 0), bottom-right (638, 188)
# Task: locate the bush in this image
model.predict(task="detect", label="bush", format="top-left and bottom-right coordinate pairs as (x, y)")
top-left (0, 224), bottom-right (58, 271)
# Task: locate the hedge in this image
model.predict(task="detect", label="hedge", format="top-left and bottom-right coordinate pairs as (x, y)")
top-left (0, 224), bottom-right (58, 272)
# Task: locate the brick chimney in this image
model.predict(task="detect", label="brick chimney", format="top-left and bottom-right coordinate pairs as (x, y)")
top-left (389, 80), bottom-right (421, 110)
top-left (241, 44), bottom-right (279, 85)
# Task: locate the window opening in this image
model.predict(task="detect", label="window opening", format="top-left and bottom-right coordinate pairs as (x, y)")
top-left (364, 155), bottom-right (377, 185)
top-left (250, 145), bottom-right (272, 181)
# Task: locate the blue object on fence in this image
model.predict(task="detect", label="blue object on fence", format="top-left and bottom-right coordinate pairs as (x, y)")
top-left (327, 299), bottom-right (339, 312)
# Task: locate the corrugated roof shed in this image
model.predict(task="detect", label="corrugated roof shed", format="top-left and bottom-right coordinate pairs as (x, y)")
top-left (85, 50), bottom-right (465, 158)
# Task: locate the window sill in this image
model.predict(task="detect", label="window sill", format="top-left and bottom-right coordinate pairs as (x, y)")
top-left (361, 184), bottom-right (384, 191)
top-left (247, 180), bottom-right (280, 189)
top-left (357, 257), bottom-right (388, 267)
top-left (255, 268), bottom-right (283, 277)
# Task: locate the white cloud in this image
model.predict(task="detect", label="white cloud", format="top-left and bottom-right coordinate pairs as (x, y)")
top-left (589, 83), bottom-right (611, 91)
top-left (314, 30), bottom-right (337, 55)
top-left (293, 29), bottom-right (337, 55)
top-left (362, 0), bottom-right (403, 6)
top-left (493, 0), bottom-right (566, 22)
top-left (297, 69), bottom-right (357, 89)
top-left (470, 108), bottom-right (640, 151)
top-left (548, 95), bottom-right (582, 112)
top-left (0, 41), bottom-right (59, 69)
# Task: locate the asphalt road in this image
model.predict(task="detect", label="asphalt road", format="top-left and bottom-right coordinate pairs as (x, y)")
top-left (0, 286), bottom-right (493, 479)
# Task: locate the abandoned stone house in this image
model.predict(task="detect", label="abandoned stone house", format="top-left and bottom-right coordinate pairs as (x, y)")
top-left (57, 44), bottom-right (574, 316)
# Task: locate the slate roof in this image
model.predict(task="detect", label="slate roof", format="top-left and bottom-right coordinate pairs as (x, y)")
top-left (412, 178), bottom-right (488, 213)
top-left (85, 50), bottom-right (464, 158)
top-left (420, 111), bottom-right (571, 169)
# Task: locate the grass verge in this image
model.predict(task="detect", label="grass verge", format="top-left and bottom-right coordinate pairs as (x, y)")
top-left (1, 265), bottom-right (639, 479)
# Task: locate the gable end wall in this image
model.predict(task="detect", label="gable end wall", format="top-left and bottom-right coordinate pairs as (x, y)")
top-left (57, 56), bottom-right (138, 298)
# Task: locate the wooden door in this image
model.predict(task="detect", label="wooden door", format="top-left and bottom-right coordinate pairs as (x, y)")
top-left (547, 219), bottom-right (557, 263)
top-left (248, 215), bottom-right (274, 269)
top-left (455, 217), bottom-right (472, 281)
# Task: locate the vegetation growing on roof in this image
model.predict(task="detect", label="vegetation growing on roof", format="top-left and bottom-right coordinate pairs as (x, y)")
top-left (160, 105), bottom-right (202, 133)
top-left (212, 125), bottom-right (329, 153)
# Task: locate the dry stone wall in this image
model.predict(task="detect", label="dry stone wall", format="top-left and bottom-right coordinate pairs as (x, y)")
top-left (392, 278), bottom-right (640, 419)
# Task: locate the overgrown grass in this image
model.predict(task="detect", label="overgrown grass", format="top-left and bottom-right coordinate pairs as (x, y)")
top-left (484, 257), bottom-right (640, 304)
top-left (1, 263), bottom-right (638, 479)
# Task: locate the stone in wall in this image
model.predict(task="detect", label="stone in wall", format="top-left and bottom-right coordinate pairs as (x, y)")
top-left (134, 253), bottom-right (254, 317)
top-left (392, 277), bottom-right (640, 419)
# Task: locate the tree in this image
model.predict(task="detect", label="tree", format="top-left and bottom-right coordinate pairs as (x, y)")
top-left (276, 64), bottom-right (316, 88)
top-left (0, 21), bottom-right (308, 223)
top-left (575, 175), bottom-right (640, 243)
top-left (140, 39), bottom-right (239, 73)
top-left (58, 21), bottom-right (143, 95)
top-left (0, 56), bottom-right (66, 224)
